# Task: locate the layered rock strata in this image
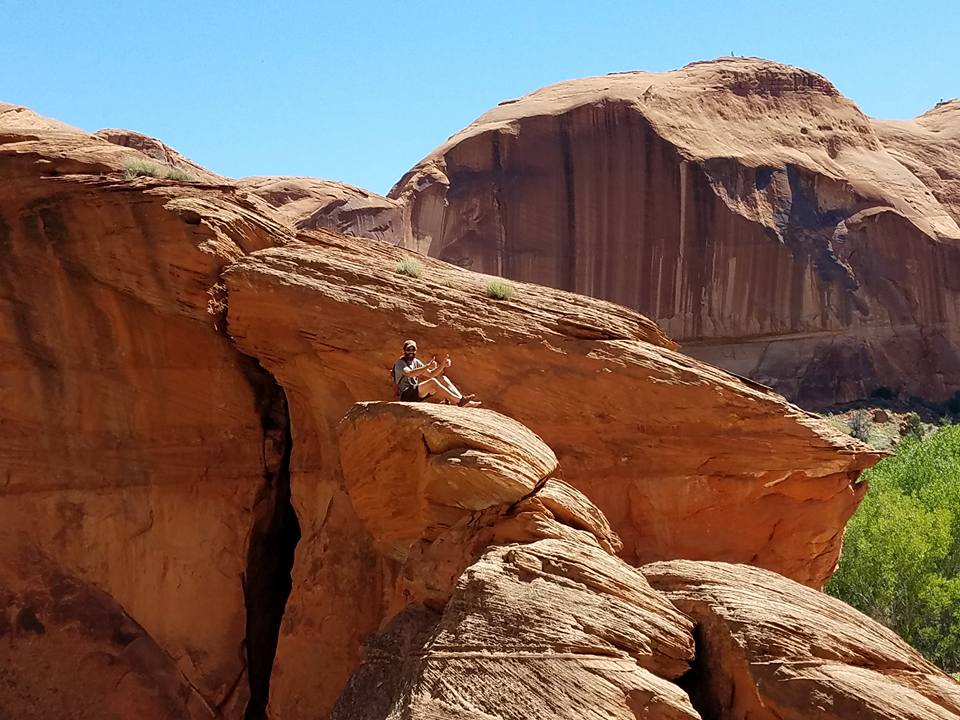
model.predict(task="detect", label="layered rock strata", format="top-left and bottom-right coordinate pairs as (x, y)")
top-left (644, 560), bottom-right (960, 719)
top-left (0, 103), bottom-right (300, 718)
top-left (239, 176), bottom-right (403, 243)
top-left (333, 402), bottom-right (700, 720)
top-left (389, 58), bottom-right (960, 406)
top-left (333, 403), bottom-right (960, 720)
top-left (224, 231), bottom-right (878, 593)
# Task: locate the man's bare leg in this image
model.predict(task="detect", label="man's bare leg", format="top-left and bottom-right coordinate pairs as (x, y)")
top-left (419, 378), bottom-right (481, 407)
top-left (418, 378), bottom-right (460, 404)
top-left (437, 375), bottom-right (480, 406)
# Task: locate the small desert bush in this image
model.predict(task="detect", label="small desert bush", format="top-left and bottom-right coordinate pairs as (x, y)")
top-left (124, 158), bottom-right (193, 181)
top-left (847, 410), bottom-right (872, 442)
top-left (394, 257), bottom-right (423, 278)
top-left (905, 412), bottom-right (924, 439)
top-left (485, 279), bottom-right (515, 301)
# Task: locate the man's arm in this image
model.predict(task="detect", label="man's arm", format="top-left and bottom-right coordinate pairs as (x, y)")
top-left (403, 359), bottom-right (436, 379)
top-left (424, 355), bottom-right (451, 379)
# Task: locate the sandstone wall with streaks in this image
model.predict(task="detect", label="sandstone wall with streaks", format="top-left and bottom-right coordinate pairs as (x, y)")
top-left (390, 59), bottom-right (960, 406)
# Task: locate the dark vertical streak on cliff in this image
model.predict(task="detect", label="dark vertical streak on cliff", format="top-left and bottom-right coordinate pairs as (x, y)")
top-left (560, 118), bottom-right (578, 292)
top-left (491, 130), bottom-right (507, 278)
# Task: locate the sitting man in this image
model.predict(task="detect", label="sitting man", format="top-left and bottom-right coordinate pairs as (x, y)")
top-left (393, 339), bottom-right (481, 407)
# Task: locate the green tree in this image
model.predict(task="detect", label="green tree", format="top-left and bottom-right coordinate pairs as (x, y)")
top-left (827, 427), bottom-right (960, 673)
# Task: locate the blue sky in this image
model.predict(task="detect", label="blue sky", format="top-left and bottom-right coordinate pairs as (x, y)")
top-left (2, 1), bottom-right (957, 194)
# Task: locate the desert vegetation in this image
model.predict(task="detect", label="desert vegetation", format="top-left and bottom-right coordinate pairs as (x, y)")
top-left (485, 279), bottom-right (515, 301)
top-left (828, 426), bottom-right (960, 674)
top-left (394, 256), bottom-right (423, 278)
top-left (124, 158), bottom-right (193, 181)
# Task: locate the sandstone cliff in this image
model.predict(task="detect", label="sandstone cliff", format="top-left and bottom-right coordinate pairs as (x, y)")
top-left (0, 102), bottom-right (912, 720)
top-left (333, 403), bottom-right (960, 720)
top-left (389, 58), bottom-right (960, 407)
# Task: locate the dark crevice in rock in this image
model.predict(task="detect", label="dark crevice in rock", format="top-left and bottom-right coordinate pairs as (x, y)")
top-left (237, 355), bottom-right (301, 720)
top-left (675, 623), bottom-right (717, 720)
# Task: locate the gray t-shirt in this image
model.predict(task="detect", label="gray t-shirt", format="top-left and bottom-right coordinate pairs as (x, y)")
top-left (393, 357), bottom-right (425, 393)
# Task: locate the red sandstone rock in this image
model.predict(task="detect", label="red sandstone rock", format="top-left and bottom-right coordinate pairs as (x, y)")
top-left (239, 176), bottom-right (403, 243)
top-left (0, 104), bottom-right (300, 717)
top-left (873, 100), bottom-right (960, 226)
top-left (643, 560), bottom-right (960, 719)
top-left (0, 101), bottom-right (901, 720)
top-left (0, 540), bottom-right (213, 720)
top-left (95, 127), bottom-right (223, 182)
top-left (338, 402), bottom-right (558, 560)
top-left (390, 58), bottom-right (960, 407)
top-left (335, 540), bottom-right (701, 720)
top-left (225, 232), bottom-right (878, 597)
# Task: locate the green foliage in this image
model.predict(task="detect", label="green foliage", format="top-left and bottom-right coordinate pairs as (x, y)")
top-left (847, 410), bottom-right (872, 442)
top-left (905, 412), bottom-right (924, 439)
top-left (394, 257), bottom-right (423, 278)
top-left (827, 427), bottom-right (960, 672)
top-left (124, 158), bottom-right (193, 181)
top-left (485, 279), bottom-right (515, 301)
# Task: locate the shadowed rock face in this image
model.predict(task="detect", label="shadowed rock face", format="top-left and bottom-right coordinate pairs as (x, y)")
top-left (390, 58), bottom-right (960, 407)
top-left (0, 542), bottom-right (213, 720)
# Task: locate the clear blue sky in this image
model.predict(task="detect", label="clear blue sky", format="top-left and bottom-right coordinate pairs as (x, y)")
top-left (2, 1), bottom-right (957, 194)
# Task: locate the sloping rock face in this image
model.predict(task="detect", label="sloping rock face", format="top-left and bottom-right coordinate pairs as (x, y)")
top-left (873, 99), bottom-right (960, 228)
top-left (333, 402), bottom-right (700, 720)
top-left (239, 176), bottom-right (403, 242)
top-left (225, 231), bottom-right (877, 594)
top-left (333, 404), bottom-right (959, 720)
top-left (391, 58), bottom-right (960, 407)
top-left (94, 128), bottom-right (223, 182)
top-left (337, 541), bottom-right (702, 720)
top-left (644, 561), bottom-right (960, 720)
top-left (0, 104), bottom-right (306, 718)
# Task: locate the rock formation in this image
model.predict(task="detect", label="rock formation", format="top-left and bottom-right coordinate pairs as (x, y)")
top-left (644, 560), bottom-right (960, 719)
top-left (224, 231), bottom-right (877, 594)
top-left (239, 176), bottom-right (403, 243)
top-left (333, 401), bottom-right (701, 720)
top-left (389, 58), bottom-right (960, 407)
top-left (94, 128), bottom-right (223, 182)
top-left (332, 403), bottom-right (960, 720)
top-left (5, 98), bottom-right (953, 720)
top-left (0, 102), bottom-right (297, 719)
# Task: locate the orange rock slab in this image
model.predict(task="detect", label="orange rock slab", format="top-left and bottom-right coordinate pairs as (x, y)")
top-left (0, 105), bottom-right (297, 715)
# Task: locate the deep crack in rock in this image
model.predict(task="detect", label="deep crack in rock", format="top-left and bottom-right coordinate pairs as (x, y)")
top-left (238, 356), bottom-right (301, 720)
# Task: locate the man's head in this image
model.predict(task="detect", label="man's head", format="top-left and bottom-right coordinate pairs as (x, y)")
top-left (403, 339), bottom-right (417, 359)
